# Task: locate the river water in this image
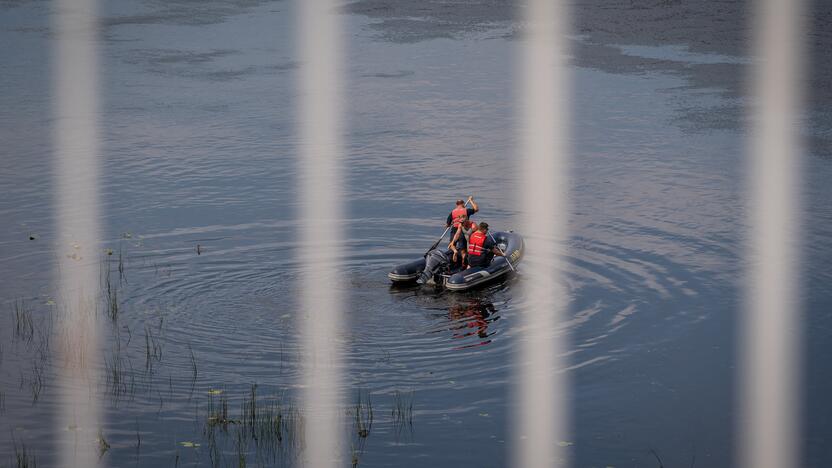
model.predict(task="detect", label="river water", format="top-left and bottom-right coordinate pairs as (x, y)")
top-left (1, 0), bottom-right (830, 467)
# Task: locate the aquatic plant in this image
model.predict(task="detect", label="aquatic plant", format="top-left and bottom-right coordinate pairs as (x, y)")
top-left (101, 255), bottom-right (120, 322)
top-left (12, 437), bottom-right (36, 468)
top-left (143, 325), bottom-right (162, 373)
top-left (97, 429), bottom-right (110, 459)
top-left (349, 389), bottom-right (374, 468)
top-left (391, 389), bottom-right (415, 441)
top-left (234, 428), bottom-right (247, 468)
top-left (13, 300), bottom-right (35, 343)
top-left (27, 360), bottom-right (45, 404)
top-left (240, 385), bottom-right (304, 457)
top-left (203, 385), bottom-right (305, 466)
top-left (646, 448), bottom-right (697, 468)
top-left (352, 389), bottom-right (373, 439)
top-left (186, 344), bottom-right (199, 400)
top-left (188, 344), bottom-right (198, 380)
top-left (103, 347), bottom-right (135, 403)
top-left (117, 246), bottom-right (126, 285)
top-left (206, 390), bottom-right (232, 430)
top-left (135, 418), bottom-right (142, 456)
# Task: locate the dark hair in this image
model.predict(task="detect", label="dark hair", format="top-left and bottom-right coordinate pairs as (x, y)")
top-left (456, 199), bottom-right (464, 206)
top-left (479, 222), bottom-right (489, 231)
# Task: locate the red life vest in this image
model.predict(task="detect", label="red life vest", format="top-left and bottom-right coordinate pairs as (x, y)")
top-left (468, 231), bottom-right (487, 256)
top-left (451, 206), bottom-right (468, 228)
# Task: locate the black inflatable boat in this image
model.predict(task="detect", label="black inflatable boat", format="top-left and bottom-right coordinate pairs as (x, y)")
top-left (388, 231), bottom-right (524, 291)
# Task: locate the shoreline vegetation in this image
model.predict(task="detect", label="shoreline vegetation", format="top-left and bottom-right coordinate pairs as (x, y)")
top-left (2, 243), bottom-right (416, 467)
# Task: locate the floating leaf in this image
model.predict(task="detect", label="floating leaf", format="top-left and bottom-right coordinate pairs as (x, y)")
top-left (46, 300), bottom-right (56, 306)
top-left (478, 412), bottom-right (490, 417)
top-left (180, 441), bottom-right (200, 448)
top-left (208, 389), bottom-right (223, 396)
top-left (557, 441), bottom-right (574, 447)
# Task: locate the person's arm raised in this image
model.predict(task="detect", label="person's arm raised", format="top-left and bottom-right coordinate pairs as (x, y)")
top-left (469, 196), bottom-right (479, 213)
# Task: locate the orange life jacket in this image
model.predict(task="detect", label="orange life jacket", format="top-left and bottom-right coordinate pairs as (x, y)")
top-left (468, 231), bottom-right (487, 256)
top-left (451, 206), bottom-right (468, 228)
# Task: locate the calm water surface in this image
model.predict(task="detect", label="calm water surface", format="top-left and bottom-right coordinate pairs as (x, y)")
top-left (1, 1), bottom-right (830, 467)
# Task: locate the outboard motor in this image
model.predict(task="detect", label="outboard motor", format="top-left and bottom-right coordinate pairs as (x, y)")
top-left (419, 249), bottom-right (449, 285)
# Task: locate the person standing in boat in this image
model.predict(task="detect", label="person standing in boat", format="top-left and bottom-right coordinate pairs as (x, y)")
top-left (466, 222), bottom-right (504, 268)
top-left (449, 215), bottom-right (478, 266)
top-left (446, 196), bottom-right (478, 242)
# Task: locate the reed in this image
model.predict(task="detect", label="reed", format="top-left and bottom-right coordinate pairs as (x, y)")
top-left (353, 389), bottom-right (373, 440)
top-left (102, 256), bottom-right (120, 322)
top-left (13, 300), bottom-right (34, 343)
top-left (143, 325), bottom-right (162, 373)
top-left (117, 246), bottom-right (126, 284)
top-left (203, 385), bottom-right (305, 466)
top-left (28, 360), bottom-right (44, 404)
top-left (391, 389), bottom-right (415, 440)
top-left (103, 349), bottom-right (135, 402)
top-left (188, 344), bottom-right (198, 380)
top-left (206, 391), bottom-right (233, 430)
top-left (135, 418), bottom-right (142, 455)
top-left (234, 428), bottom-right (247, 468)
top-left (646, 449), bottom-right (697, 468)
top-left (349, 389), bottom-right (374, 468)
top-left (13, 437), bottom-right (36, 468)
top-left (97, 429), bottom-right (110, 459)
top-left (187, 344), bottom-right (198, 400)
top-left (241, 385), bottom-right (304, 453)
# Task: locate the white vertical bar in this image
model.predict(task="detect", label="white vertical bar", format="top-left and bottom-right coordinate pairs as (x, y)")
top-left (741, 0), bottom-right (804, 466)
top-left (53, 0), bottom-right (102, 465)
top-left (298, 0), bottom-right (344, 467)
top-left (514, 0), bottom-right (571, 467)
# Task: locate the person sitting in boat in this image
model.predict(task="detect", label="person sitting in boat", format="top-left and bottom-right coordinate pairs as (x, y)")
top-left (449, 216), bottom-right (478, 267)
top-left (466, 222), bottom-right (504, 268)
top-left (446, 196), bottom-right (478, 241)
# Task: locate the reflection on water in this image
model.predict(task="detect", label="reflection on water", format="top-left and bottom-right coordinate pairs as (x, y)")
top-left (447, 299), bottom-right (497, 348)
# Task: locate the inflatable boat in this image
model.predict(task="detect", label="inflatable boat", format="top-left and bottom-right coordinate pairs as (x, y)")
top-left (388, 231), bottom-right (524, 291)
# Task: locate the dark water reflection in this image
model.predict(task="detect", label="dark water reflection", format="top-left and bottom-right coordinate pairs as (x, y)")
top-left (0, 0), bottom-right (831, 467)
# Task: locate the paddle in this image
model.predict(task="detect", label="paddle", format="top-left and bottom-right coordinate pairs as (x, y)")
top-left (424, 196), bottom-right (472, 257)
top-left (488, 231), bottom-right (516, 272)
